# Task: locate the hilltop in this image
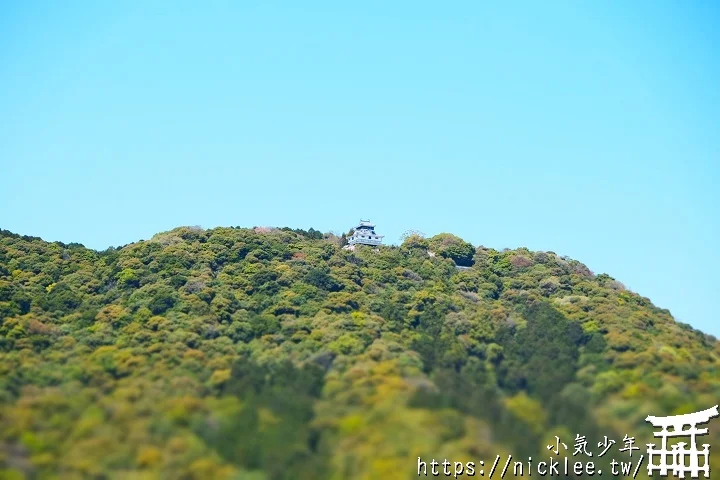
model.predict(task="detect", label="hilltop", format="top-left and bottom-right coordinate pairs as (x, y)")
top-left (0, 226), bottom-right (718, 479)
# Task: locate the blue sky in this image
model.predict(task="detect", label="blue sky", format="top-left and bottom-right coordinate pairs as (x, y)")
top-left (1, 1), bottom-right (718, 335)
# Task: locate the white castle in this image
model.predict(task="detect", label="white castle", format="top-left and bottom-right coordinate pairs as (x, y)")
top-left (347, 220), bottom-right (384, 247)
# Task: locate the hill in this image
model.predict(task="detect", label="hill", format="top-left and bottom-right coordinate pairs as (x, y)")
top-left (0, 226), bottom-right (718, 479)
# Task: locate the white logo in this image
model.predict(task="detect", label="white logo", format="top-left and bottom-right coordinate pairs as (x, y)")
top-left (646, 405), bottom-right (719, 478)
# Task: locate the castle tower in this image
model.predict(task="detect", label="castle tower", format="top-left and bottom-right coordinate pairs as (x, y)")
top-left (347, 219), bottom-right (384, 247)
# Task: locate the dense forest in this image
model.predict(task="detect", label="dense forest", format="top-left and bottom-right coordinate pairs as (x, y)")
top-left (0, 226), bottom-right (718, 479)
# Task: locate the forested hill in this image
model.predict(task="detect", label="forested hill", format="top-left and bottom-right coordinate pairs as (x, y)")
top-left (0, 226), bottom-right (718, 479)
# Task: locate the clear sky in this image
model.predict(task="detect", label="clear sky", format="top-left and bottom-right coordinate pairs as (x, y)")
top-left (1, 1), bottom-right (718, 335)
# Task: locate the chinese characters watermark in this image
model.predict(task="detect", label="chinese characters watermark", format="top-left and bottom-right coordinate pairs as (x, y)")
top-left (417, 405), bottom-right (718, 478)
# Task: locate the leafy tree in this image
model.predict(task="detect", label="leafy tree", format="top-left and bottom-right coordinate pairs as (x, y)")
top-left (427, 233), bottom-right (475, 266)
top-left (305, 268), bottom-right (343, 292)
top-left (495, 302), bottom-right (584, 401)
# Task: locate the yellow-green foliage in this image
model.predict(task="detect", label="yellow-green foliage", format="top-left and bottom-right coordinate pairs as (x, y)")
top-left (0, 227), bottom-right (718, 479)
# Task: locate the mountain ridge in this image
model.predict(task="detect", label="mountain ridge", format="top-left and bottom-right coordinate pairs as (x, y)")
top-left (0, 225), bottom-right (718, 479)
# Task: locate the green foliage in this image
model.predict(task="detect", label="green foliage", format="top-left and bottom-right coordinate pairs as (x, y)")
top-left (0, 225), bottom-right (718, 478)
top-left (305, 268), bottom-right (343, 292)
top-left (200, 357), bottom-right (328, 479)
top-left (496, 302), bottom-right (584, 401)
top-left (427, 233), bottom-right (475, 266)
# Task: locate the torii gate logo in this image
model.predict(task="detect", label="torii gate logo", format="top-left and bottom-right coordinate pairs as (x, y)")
top-left (645, 405), bottom-right (719, 478)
